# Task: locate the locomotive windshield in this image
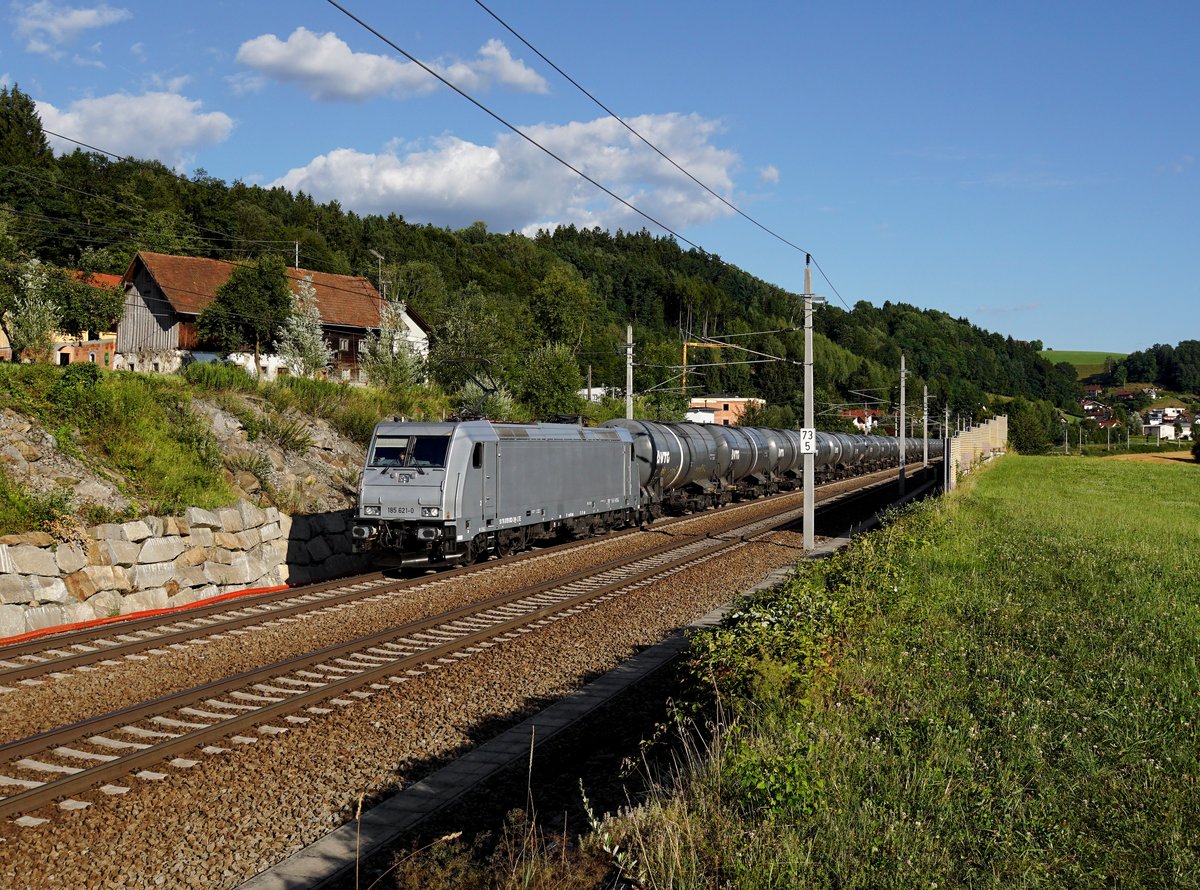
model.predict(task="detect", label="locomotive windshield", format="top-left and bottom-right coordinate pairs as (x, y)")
top-left (369, 435), bottom-right (450, 468)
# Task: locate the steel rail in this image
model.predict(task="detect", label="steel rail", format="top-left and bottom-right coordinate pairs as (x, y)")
top-left (0, 468), bottom-right (907, 683)
top-left (0, 500), bottom-right (812, 821)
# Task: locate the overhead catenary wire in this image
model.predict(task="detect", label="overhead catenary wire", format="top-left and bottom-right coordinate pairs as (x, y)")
top-left (324, 1), bottom-right (852, 314)
top-left (324, 0), bottom-right (702, 256)
top-left (470, 0), bottom-right (852, 311)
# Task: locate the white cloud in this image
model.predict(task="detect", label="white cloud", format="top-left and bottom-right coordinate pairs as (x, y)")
top-left (1160, 154), bottom-right (1194, 175)
top-left (13, 1), bottom-right (130, 57)
top-left (36, 91), bottom-right (233, 170)
top-left (147, 73), bottom-right (191, 93)
top-left (758, 164), bottom-right (779, 184)
top-left (269, 112), bottom-right (737, 235)
top-left (235, 28), bottom-right (547, 102)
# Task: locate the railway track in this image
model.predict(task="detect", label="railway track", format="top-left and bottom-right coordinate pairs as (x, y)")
top-left (0, 466), bottom-right (903, 690)
top-left (0, 491), bottom-right (826, 825)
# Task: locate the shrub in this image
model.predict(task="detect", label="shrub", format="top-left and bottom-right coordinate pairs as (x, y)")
top-left (50, 362), bottom-right (102, 413)
top-left (1193, 438), bottom-right (1200, 462)
top-left (180, 360), bottom-right (257, 392)
top-left (259, 410), bottom-right (313, 454)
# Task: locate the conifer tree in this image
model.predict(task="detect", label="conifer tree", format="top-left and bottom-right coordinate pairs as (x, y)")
top-left (274, 274), bottom-right (333, 378)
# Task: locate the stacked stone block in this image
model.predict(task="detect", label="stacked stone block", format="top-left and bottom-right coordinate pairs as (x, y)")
top-left (0, 501), bottom-right (370, 640)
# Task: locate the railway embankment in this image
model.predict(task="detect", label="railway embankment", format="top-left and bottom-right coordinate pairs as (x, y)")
top-left (389, 454), bottom-right (1200, 888)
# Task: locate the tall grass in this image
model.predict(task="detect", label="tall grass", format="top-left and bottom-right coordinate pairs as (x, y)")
top-left (604, 456), bottom-right (1200, 888)
top-left (0, 363), bottom-right (234, 517)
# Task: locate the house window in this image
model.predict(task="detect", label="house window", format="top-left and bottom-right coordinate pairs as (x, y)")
top-left (341, 368), bottom-right (350, 380)
top-left (59, 353), bottom-right (70, 367)
top-left (88, 352), bottom-right (96, 363)
top-left (339, 338), bottom-right (349, 352)
top-left (723, 419), bottom-right (730, 426)
top-left (153, 361), bottom-right (160, 373)
top-left (723, 403), bottom-right (730, 411)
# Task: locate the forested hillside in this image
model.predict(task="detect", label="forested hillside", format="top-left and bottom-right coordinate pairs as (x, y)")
top-left (0, 84), bottom-right (1078, 427)
top-left (1100, 341), bottom-right (1200, 394)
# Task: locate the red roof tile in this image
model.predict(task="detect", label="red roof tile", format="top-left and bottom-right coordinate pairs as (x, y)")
top-left (71, 270), bottom-right (124, 289)
top-left (125, 252), bottom-right (385, 329)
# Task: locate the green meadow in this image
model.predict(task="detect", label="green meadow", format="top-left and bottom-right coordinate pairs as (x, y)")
top-left (600, 455), bottom-right (1200, 888)
top-left (1041, 349), bottom-right (1127, 379)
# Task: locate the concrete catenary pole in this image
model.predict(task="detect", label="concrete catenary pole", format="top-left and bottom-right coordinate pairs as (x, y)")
top-left (944, 406), bottom-right (951, 490)
top-left (923, 384), bottom-right (929, 466)
top-left (899, 353), bottom-right (906, 496)
top-left (803, 258), bottom-right (816, 551)
top-left (625, 323), bottom-right (634, 420)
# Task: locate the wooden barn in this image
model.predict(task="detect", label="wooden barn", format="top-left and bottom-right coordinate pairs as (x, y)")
top-left (115, 251), bottom-right (428, 381)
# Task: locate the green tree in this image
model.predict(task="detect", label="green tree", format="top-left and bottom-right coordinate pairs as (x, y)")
top-left (513, 342), bottom-right (584, 419)
top-left (1006, 398), bottom-right (1056, 454)
top-left (52, 268), bottom-right (124, 338)
top-left (530, 263), bottom-right (594, 351)
top-left (428, 282), bottom-right (521, 392)
top-left (0, 85), bottom-right (58, 257)
top-left (274, 274), bottom-right (333, 378)
top-left (197, 256), bottom-right (291, 372)
top-left (0, 85), bottom-right (53, 167)
top-left (0, 258), bottom-right (60, 361)
top-left (388, 260), bottom-right (447, 320)
top-left (359, 299), bottom-right (423, 392)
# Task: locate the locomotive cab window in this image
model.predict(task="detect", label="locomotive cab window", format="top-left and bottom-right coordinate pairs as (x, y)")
top-left (369, 435), bottom-right (450, 468)
top-left (472, 442), bottom-right (484, 469)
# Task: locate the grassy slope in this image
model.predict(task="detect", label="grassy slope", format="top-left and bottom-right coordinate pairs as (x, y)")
top-left (607, 456), bottom-right (1200, 888)
top-left (0, 363), bottom-right (424, 532)
top-left (1041, 349), bottom-right (1127, 379)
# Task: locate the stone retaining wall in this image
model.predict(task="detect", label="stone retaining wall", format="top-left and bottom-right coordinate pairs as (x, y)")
top-left (0, 500), bottom-right (371, 639)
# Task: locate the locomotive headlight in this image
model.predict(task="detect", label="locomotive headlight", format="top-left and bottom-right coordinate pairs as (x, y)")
top-left (421, 506), bottom-right (441, 517)
top-left (363, 505), bottom-right (381, 516)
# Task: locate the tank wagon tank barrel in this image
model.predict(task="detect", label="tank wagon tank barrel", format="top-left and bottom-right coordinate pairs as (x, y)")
top-left (352, 418), bottom-right (945, 566)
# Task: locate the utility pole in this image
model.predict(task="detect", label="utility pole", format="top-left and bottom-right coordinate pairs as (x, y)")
top-left (368, 249), bottom-right (386, 308)
top-left (898, 353), bottom-right (906, 496)
top-left (944, 406), bottom-right (951, 490)
top-left (923, 385), bottom-right (929, 466)
top-left (587, 365), bottom-right (593, 403)
top-left (294, 241), bottom-right (300, 270)
top-left (801, 256), bottom-right (825, 551)
top-left (625, 323), bottom-right (634, 420)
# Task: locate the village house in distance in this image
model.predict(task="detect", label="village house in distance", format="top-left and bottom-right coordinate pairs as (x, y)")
top-left (115, 252), bottom-right (428, 381)
top-left (685, 396), bottom-right (763, 425)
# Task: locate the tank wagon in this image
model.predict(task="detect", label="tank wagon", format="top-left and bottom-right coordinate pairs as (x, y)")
top-left (353, 418), bottom-right (943, 565)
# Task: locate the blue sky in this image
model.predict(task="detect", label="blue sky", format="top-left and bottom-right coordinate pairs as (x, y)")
top-left (2, 0), bottom-right (1196, 352)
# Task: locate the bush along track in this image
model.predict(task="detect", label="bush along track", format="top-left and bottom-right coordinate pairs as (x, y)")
top-left (594, 456), bottom-right (1200, 889)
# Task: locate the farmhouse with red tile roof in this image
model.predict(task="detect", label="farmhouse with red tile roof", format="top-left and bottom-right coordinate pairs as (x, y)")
top-left (115, 252), bottom-right (428, 381)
